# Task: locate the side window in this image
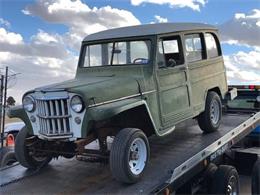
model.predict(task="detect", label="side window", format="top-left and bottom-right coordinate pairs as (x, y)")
top-left (205, 33), bottom-right (221, 58)
top-left (84, 44), bottom-right (102, 67)
top-left (112, 42), bottom-right (127, 65)
top-left (130, 41), bottom-right (150, 64)
top-left (158, 36), bottom-right (184, 68)
top-left (184, 34), bottom-right (204, 62)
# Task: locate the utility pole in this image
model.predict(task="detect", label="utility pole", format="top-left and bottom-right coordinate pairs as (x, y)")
top-left (0, 74), bottom-right (4, 145)
top-left (1, 67), bottom-right (8, 148)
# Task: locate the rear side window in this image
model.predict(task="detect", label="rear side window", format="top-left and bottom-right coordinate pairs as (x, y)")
top-left (158, 36), bottom-right (184, 68)
top-left (184, 34), bottom-right (204, 62)
top-left (205, 33), bottom-right (221, 58)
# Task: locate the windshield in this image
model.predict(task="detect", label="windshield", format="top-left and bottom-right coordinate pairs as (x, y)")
top-left (81, 40), bottom-right (151, 67)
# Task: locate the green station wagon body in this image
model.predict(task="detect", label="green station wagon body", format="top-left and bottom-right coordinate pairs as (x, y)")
top-left (9, 23), bottom-right (228, 139)
top-left (9, 23), bottom-right (229, 183)
top-left (10, 23), bottom-right (227, 138)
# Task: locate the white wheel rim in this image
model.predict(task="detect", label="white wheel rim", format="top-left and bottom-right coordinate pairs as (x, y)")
top-left (227, 175), bottom-right (238, 195)
top-left (128, 138), bottom-right (147, 175)
top-left (210, 99), bottom-right (220, 125)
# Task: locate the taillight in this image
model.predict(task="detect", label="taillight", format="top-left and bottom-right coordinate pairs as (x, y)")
top-left (249, 85), bottom-right (255, 90)
top-left (6, 134), bottom-right (15, 147)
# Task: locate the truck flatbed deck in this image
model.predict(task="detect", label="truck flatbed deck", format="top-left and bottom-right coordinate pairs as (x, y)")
top-left (1, 112), bottom-right (259, 194)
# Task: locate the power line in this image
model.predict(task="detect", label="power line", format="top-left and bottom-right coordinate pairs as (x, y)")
top-left (0, 66), bottom-right (21, 147)
top-left (1, 67), bottom-right (8, 147)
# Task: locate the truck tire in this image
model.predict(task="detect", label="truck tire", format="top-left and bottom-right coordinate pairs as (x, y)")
top-left (110, 128), bottom-right (150, 183)
top-left (198, 91), bottom-right (222, 133)
top-left (15, 127), bottom-right (52, 170)
top-left (0, 147), bottom-right (17, 167)
top-left (210, 165), bottom-right (239, 195)
top-left (252, 159), bottom-right (260, 195)
top-left (203, 163), bottom-right (218, 193)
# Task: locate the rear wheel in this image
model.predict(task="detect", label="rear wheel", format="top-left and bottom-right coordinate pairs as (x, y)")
top-left (198, 91), bottom-right (222, 133)
top-left (15, 127), bottom-right (52, 170)
top-left (110, 128), bottom-right (150, 183)
top-left (210, 165), bottom-right (239, 195)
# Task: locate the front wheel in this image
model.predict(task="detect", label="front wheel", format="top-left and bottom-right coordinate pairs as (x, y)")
top-left (0, 147), bottom-right (17, 167)
top-left (110, 128), bottom-right (150, 183)
top-left (198, 91), bottom-right (222, 133)
top-left (15, 127), bottom-right (52, 170)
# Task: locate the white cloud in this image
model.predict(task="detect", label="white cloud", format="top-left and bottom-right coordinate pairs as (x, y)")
top-left (219, 9), bottom-right (260, 48)
top-left (0, 18), bottom-right (11, 28)
top-left (23, 0), bottom-right (141, 50)
top-left (224, 50), bottom-right (260, 85)
top-left (33, 30), bottom-right (59, 44)
top-left (154, 15), bottom-right (168, 23)
top-left (131, 0), bottom-right (206, 11)
top-left (220, 9), bottom-right (260, 85)
top-left (0, 27), bottom-right (77, 103)
top-left (0, 51), bottom-right (77, 104)
top-left (0, 28), bottom-right (23, 44)
top-left (0, 28), bottom-right (71, 59)
top-left (234, 13), bottom-right (245, 19)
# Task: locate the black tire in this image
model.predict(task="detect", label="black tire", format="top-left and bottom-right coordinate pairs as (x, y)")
top-left (210, 165), bottom-right (240, 195)
top-left (252, 159), bottom-right (260, 195)
top-left (198, 91), bottom-right (222, 133)
top-left (203, 163), bottom-right (218, 193)
top-left (110, 128), bottom-right (150, 183)
top-left (0, 147), bottom-right (17, 167)
top-left (15, 127), bottom-right (52, 170)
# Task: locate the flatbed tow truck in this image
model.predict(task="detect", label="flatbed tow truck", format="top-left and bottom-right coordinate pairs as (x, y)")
top-left (1, 85), bottom-right (259, 194)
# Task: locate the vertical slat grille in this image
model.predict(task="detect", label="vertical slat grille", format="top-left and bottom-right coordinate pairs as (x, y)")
top-left (37, 98), bottom-right (71, 136)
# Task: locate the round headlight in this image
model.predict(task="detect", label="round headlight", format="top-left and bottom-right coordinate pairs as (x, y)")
top-left (70, 95), bottom-right (84, 113)
top-left (257, 96), bottom-right (260, 103)
top-left (23, 96), bottom-right (35, 112)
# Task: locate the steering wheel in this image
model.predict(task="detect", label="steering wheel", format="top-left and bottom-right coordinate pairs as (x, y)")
top-left (133, 58), bottom-right (148, 64)
top-left (167, 58), bottom-right (177, 67)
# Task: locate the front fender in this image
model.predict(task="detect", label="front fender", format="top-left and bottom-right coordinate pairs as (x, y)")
top-left (81, 98), bottom-right (156, 137)
top-left (7, 105), bottom-right (33, 134)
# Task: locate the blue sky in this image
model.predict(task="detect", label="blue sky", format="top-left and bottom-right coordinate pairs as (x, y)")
top-left (1, 0), bottom-right (258, 44)
top-left (0, 0), bottom-right (259, 102)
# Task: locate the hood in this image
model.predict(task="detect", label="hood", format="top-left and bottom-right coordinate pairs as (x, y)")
top-left (35, 76), bottom-right (115, 92)
top-left (33, 76), bottom-right (142, 106)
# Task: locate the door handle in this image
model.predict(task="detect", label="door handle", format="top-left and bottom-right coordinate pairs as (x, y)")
top-left (179, 66), bottom-right (186, 71)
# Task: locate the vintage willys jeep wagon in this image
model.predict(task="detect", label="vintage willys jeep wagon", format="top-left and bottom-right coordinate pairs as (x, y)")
top-left (9, 23), bottom-right (228, 183)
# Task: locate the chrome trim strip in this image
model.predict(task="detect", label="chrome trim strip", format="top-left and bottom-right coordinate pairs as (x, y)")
top-left (36, 96), bottom-right (69, 101)
top-left (37, 114), bottom-right (71, 119)
top-left (142, 90), bottom-right (157, 95)
top-left (88, 90), bottom-right (156, 108)
top-left (167, 112), bottom-right (260, 184)
top-left (38, 133), bottom-right (73, 140)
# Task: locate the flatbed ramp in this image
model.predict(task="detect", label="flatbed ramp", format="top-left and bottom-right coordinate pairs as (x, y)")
top-left (1, 113), bottom-right (259, 194)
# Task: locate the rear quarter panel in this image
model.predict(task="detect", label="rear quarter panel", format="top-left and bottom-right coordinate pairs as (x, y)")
top-left (189, 57), bottom-right (227, 115)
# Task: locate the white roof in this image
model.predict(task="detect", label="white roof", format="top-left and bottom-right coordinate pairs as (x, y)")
top-left (83, 23), bottom-right (217, 42)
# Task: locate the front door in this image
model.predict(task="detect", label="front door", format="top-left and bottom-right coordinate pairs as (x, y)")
top-left (156, 35), bottom-right (192, 128)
